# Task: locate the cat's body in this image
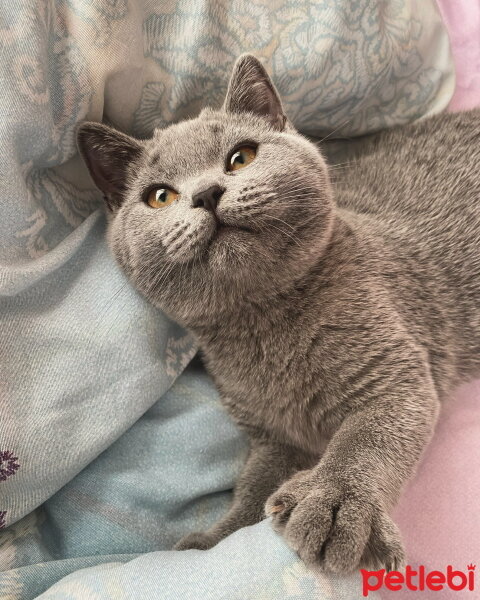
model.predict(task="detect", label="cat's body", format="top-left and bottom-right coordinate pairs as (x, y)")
top-left (335, 114), bottom-right (480, 388)
top-left (77, 56), bottom-right (480, 574)
top-left (198, 108), bottom-right (480, 440)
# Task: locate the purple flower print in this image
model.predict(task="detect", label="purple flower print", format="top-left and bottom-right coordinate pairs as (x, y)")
top-left (0, 450), bottom-right (20, 481)
top-left (0, 511), bottom-right (6, 529)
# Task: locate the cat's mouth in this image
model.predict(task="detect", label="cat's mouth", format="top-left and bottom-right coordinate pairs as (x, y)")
top-left (217, 223), bottom-right (250, 236)
top-left (210, 220), bottom-right (253, 242)
top-left (201, 215), bottom-right (255, 258)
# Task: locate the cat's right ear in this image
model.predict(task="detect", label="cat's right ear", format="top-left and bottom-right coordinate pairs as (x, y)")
top-left (223, 54), bottom-right (286, 131)
top-left (77, 122), bottom-right (143, 210)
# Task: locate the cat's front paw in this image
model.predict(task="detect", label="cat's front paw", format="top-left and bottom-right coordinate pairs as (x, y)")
top-left (265, 475), bottom-right (405, 574)
top-left (174, 531), bottom-right (217, 551)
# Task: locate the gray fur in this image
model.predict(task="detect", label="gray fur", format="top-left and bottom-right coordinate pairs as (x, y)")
top-left (77, 54), bottom-right (480, 574)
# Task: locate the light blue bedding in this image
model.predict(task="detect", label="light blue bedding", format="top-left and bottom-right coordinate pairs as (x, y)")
top-left (2, 363), bottom-right (369, 599)
top-left (0, 0), bottom-right (454, 598)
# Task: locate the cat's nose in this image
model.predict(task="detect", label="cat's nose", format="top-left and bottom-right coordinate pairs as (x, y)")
top-left (191, 185), bottom-right (225, 213)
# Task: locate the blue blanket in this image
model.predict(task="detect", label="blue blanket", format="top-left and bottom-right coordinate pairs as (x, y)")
top-left (0, 0), bottom-right (454, 597)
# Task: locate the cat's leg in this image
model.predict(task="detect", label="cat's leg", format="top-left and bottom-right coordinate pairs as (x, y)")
top-left (174, 438), bottom-right (313, 551)
top-left (265, 374), bottom-right (439, 573)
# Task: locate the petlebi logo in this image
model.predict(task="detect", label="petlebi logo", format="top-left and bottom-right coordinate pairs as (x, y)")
top-left (360, 564), bottom-right (476, 596)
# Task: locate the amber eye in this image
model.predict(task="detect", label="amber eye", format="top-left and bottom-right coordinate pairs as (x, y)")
top-left (146, 187), bottom-right (179, 208)
top-left (227, 145), bottom-right (257, 172)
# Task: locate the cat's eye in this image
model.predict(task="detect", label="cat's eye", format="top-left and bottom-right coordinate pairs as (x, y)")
top-left (146, 186), bottom-right (179, 208)
top-left (227, 145), bottom-right (257, 172)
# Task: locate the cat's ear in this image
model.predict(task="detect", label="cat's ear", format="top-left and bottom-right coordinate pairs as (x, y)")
top-left (223, 54), bottom-right (286, 131)
top-left (77, 122), bottom-right (143, 210)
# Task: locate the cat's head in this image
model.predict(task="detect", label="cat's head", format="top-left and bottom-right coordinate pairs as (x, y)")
top-left (77, 55), bottom-right (334, 324)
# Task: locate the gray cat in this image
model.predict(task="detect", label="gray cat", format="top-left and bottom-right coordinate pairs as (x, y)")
top-left (77, 55), bottom-right (480, 574)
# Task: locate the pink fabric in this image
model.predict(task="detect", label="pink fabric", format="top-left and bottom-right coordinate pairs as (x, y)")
top-left (388, 381), bottom-right (480, 598)
top-left (436, 0), bottom-right (480, 111)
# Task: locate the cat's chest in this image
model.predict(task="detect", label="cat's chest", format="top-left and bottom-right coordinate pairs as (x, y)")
top-left (197, 326), bottom-right (337, 453)
top-left (202, 328), bottom-right (297, 397)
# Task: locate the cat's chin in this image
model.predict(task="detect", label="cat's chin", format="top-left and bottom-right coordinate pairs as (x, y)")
top-left (205, 222), bottom-right (254, 251)
top-left (202, 225), bottom-right (257, 273)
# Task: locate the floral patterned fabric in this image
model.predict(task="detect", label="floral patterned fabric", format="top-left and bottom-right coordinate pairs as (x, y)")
top-left (0, 0), bottom-right (453, 598)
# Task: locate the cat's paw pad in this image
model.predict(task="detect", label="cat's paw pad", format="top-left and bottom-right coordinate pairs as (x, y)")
top-left (266, 478), bottom-right (404, 574)
top-left (174, 531), bottom-right (217, 551)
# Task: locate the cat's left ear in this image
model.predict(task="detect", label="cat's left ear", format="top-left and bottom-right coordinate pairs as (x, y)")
top-left (77, 122), bottom-right (143, 210)
top-left (223, 54), bottom-right (286, 131)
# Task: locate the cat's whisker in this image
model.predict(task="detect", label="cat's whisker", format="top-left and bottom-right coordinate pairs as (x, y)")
top-left (316, 118), bottom-right (353, 145)
top-left (96, 282), bottom-right (129, 326)
top-left (261, 195), bottom-right (313, 205)
top-left (328, 161), bottom-right (353, 167)
top-left (267, 195), bottom-right (317, 206)
top-left (262, 213), bottom-right (296, 231)
top-left (151, 260), bottom-right (178, 292)
top-left (260, 222), bottom-right (302, 247)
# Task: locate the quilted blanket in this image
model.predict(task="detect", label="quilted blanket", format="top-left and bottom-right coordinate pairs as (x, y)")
top-left (0, 0), bottom-right (454, 598)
